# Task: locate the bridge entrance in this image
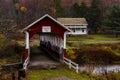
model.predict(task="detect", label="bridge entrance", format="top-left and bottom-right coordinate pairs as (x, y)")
top-left (22, 14), bottom-right (70, 69)
top-left (29, 46), bottom-right (60, 69)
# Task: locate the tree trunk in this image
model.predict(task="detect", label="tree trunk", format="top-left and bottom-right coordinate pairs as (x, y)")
top-left (115, 33), bottom-right (118, 38)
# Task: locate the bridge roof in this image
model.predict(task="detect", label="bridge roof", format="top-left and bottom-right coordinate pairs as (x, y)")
top-left (22, 14), bottom-right (71, 32)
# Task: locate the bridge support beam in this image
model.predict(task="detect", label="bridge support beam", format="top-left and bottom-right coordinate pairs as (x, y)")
top-left (63, 32), bottom-right (67, 57)
top-left (23, 31), bottom-right (30, 70)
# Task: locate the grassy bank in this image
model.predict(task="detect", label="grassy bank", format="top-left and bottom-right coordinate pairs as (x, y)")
top-left (0, 44), bottom-right (22, 65)
top-left (66, 35), bottom-right (120, 64)
top-left (0, 34), bottom-right (120, 79)
top-left (25, 68), bottom-right (89, 80)
top-left (25, 68), bottom-right (120, 80)
top-left (67, 35), bottom-right (120, 48)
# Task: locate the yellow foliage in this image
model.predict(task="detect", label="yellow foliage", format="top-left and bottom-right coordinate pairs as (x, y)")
top-left (0, 34), bottom-right (5, 39)
top-left (0, 59), bottom-right (7, 65)
top-left (51, 7), bottom-right (56, 15)
top-left (20, 6), bottom-right (27, 13)
top-left (9, 40), bottom-right (17, 46)
top-left (67, 49), bottom-right (76, 60)
top-left (70, 55), bottom-right (76, 60)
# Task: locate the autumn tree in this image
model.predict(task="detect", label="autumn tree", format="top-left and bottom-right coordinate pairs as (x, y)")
top-left (19, 0), bottom-right (55, 27)
top-left (39, 0), bottom-right (55, 17)
top-left (53, 0), bottom-right (64, 17)
top-left (0, 0), bottom-right (15, 33)
top-left (0, 0), bottom-right (17, 45)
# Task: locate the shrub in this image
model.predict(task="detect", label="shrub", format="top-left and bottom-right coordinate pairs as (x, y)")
top-left (66, 49), bottom-right (76, 60)
top-left (75, 45), bottom-right (120, 64)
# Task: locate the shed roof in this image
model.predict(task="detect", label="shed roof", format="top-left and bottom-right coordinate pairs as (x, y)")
top-left (57, 18), bottom-right (88, 25)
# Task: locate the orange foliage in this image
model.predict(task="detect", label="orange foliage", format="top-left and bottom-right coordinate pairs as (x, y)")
top-left (15, 3), bottom-right (20, 9)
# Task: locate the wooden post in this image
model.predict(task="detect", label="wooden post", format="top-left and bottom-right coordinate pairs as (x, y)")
top-left (12, 72), bottom-right (15, 80)
top-left (18, 69), bottom-right (26, 80)
top-left (69, 60), bottom-right (71, 69)
top-left (23, 31), bottom-right (30, 70)
top-left (76, 64), bottom-right (79, 73)
top-left (63, 32), bottom-right (67, 57)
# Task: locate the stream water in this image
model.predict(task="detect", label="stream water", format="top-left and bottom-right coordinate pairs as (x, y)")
top-left (79, 65), bottom-right (120, 75)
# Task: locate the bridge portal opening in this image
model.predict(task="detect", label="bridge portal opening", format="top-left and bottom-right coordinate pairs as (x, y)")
top-left (29, 33), bottom-right (63, 68)
top-left (39, 33), bottom-right (63, 61)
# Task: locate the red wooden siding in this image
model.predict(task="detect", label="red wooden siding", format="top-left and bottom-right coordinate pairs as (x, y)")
top-left (24, 49), bottom-right (29, 59)
top-left (27, 17), bottom-right (67, 39)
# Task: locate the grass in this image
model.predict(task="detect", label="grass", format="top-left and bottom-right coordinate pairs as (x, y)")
top-left (26, 68), bottom-right (90, 80)
top-left (17, 40), bottom-right (40, 47)
top-left (17, 40), bottom-right (25, 46)
top-left (67, 34), bottom-right (120, 48)
top-left (0, 55), bottom-right (21, 66)
top-left (25, 68), bottom-right (120, 80)
top-left (67, 34), bottom-right (120, 41)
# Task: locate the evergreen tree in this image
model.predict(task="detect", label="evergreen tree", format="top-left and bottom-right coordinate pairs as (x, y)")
top-left (88, 0), bottom-right (102, 33)
top-left (79, 2), bottom-right (89, 18)
top-left (104, 5), bottom-right (120, 37)
top-left (70, 3), bottom-right (80, 17)
top-left (53, 0), bottom-right (64, 17)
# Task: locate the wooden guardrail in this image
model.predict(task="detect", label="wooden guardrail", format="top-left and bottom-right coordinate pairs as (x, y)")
top-left (1, 62), bottom-right (23, 69)
top-left (63, 57), bottom-right (79, 73)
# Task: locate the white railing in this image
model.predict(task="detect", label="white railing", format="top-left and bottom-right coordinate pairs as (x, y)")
top-left (23, 57), bottom-right (29, 70)
top-left (63, 57), bottom-right (79, 73)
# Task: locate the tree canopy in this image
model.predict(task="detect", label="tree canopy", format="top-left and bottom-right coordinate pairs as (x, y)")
top-left (53, 0), bottom-right (64, 17)
top-left (79, 2), bottom-right (89, 18)
top-left (88, 0), bottom-right (102, 33)
top-left (70, 0), bottom-right (102, 33)
top-left (0, 0), bottom-right (119, 35)
top-left (103, 5), bottom-right (120, 37)
top-left (70, 3), bottom-right (80, 17)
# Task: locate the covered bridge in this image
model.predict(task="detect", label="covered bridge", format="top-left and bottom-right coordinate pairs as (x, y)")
top-left (22, 14), bottom-right (71, 69)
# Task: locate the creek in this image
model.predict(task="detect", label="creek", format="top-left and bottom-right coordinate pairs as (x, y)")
top-left (79, 65), bottom-right (120, 75)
